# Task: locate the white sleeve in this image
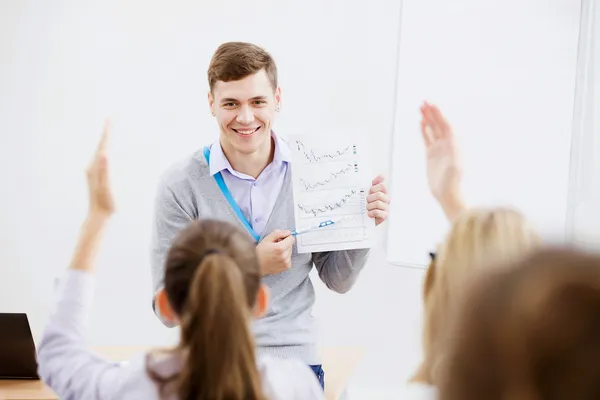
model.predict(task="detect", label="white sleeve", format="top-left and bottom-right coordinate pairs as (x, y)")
top-left (260, 357), bottom-right (325, 400)
top-left (398, 383), bottom-right (439, 399)
top-left (36, 270), bottom-right (129, 400)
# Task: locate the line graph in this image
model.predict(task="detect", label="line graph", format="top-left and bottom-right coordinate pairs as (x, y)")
top-left (297, 190), bottom-right (357, 217)
top-left (289, 133), bottom-right (374, 253)
top-left (299, 163), bottom-right (356, 191)
top-left (295, 140), bottom-right (355, 163)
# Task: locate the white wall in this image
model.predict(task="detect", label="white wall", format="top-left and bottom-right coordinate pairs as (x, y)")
top-left (1, 1), bottom-right (422, 398)
top-left (387, 0), bottom-right (582, 267)
top-left (572, 0), bottom-right (599, 248)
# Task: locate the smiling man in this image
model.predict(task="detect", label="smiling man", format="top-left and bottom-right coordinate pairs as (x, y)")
top-left (150, 42), bottom-right (390, 389)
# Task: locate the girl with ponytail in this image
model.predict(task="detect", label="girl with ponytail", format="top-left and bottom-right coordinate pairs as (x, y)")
top-left (36, 122), bottom-right (324, 400)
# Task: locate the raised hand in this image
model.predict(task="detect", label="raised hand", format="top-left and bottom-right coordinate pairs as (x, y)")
top-left (86, 120), bottom-right (115, 218)
top-left (420, 102), bottom-right (465, 220)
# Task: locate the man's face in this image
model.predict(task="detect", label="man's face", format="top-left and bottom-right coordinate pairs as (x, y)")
top-left (209, 69), bottom-right (280, 156)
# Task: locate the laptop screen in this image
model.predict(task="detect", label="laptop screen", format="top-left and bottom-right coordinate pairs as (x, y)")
top-left (0, 313), bottom-right (39, 379)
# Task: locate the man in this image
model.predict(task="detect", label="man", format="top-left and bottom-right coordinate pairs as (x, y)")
top-left (150, 42), bottom-right (390, 388)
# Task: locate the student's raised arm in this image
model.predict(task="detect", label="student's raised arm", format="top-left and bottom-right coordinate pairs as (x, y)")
top-left (420, 102), bottom-right (467, 221)
top-left (37, 121), bottom-right (129, 400)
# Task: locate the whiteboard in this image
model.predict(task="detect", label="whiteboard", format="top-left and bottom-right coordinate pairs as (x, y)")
top-left (386, 0), bottom-right (583, 267)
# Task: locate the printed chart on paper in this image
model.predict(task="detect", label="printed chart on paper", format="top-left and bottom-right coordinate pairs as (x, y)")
top-left (289, 134), bottom-right (375, 253)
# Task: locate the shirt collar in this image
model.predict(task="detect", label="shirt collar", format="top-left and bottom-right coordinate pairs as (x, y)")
top-left (209, 131), bottom-right (291, 177)
top-left (208, 139), bottom-right (233, 177)
top-left (272, 131), bottom-right (292, 164)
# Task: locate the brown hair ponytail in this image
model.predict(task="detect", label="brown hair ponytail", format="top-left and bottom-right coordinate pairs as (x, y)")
top-left (147, 220), bottom-right (265, 400)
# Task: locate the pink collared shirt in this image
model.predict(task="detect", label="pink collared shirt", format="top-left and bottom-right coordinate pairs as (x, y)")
top-left (209, 133), bottom-right (291, 236)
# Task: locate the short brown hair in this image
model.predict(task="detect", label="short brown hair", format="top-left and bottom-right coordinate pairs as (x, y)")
top-left (438, 247), bottom-right (600, 400)
top-left (207, 42), bottom-right (278, 92)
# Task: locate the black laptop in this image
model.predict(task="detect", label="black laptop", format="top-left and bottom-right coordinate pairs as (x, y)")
top-left (0, 313), bottom-right (39, 379)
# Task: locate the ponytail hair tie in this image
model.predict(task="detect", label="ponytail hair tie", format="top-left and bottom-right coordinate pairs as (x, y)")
top-left (204, 248), bottom-right (221, 257)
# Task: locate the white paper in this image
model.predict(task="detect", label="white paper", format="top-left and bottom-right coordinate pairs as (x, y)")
top-left (288, 134), bottom-right (375, 253)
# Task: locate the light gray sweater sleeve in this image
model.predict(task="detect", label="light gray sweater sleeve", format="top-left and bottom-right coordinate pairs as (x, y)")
top-left (311, 248), bottom-right (370, 293)
top-left (150, 182), bottom-right (194, 324)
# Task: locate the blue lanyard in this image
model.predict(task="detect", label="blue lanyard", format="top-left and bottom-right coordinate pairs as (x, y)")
top-left (203, 146), bottom-right (261, 242)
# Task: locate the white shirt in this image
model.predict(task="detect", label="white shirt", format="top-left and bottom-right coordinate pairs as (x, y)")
top-left (398, 383), bottom-right (438, 399)
top-left (37, 270), bottom-right (324, 400)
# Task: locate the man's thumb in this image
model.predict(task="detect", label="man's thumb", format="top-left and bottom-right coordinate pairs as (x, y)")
top-left (268, 229), bottom-right (292, 242)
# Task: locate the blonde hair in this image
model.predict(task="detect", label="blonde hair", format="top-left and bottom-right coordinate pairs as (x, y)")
top-left (411, 208), bottom-right (540, 385)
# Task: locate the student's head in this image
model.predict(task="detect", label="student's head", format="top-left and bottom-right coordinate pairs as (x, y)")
top-left (151, 219), bottom-right (269, 400)
top-left (413, 208), bottom-right (540, 385)
top-left (438, 248), bottom-right (600, 400)
top-left (207, 42), bottom-right (280, 157)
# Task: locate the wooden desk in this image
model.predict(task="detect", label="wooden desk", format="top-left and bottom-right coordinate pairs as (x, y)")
top-left (0, 380), bottom-right (57, 400)
top-left (319, 346), bottom-right (364, 400)
top-left (0, 346), bottom-right (363, 400)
